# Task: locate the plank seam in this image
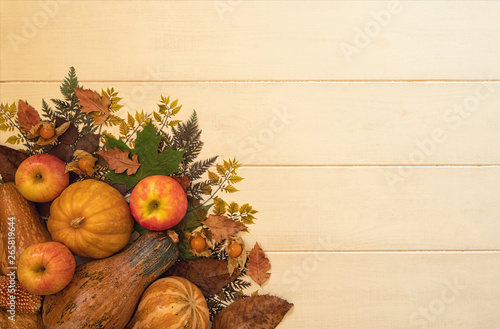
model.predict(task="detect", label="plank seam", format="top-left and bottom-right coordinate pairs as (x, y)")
top-left (237, 164), bottom-right (500, 169)
top-left (266, 250), bottom-right (500, 254)
top-left (2, 80), bottom-right (500, 84)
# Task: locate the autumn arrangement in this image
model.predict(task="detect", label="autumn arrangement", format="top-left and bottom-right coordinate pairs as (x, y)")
top-left (0, 68), bottom-right (293, 328)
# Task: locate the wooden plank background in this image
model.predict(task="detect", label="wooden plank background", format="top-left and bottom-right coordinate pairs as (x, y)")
top-left (2, 1), bottom-right (500, 327)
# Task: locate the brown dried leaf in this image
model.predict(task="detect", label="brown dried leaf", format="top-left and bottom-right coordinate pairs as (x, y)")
top-left (73, 88), bottom-right (111, 114)
top-left (96, 147), bottom-right (141, 175)
top-left (57, 120), bottom-right (78, 145)
top-left (76, 134), bottom-right (100, 153)
top-left (47, 144), bottom-right (74, 162)
top-left (212, 295), bottom-right (293, 329)
top-left (17, 100), bottom-right (40, 132)
top-left (163, 258), bottom-right (240, 297)
top-left (247, 243), bottom-right (271, 286)
top-left (0, 145), bottom-right (28, 182)
top-left (172, 175), bottom-right (191, 193)
top-left (201, 215), bottom-right (246, 243)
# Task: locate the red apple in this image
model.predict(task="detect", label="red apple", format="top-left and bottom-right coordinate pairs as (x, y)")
top-left (17, 241), bottom-right (76, 295)
top-left (129, 175), bottom-right (188, 231)
top-left (15, 154), bottom-right (69, 203)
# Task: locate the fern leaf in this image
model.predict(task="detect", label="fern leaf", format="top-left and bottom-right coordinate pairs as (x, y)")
top-left (186, 156), bottom-right (218, 180)
top-left (224, 185), bottom-right (238, 193)
top-left (228, 202), bottom-right (239, 215)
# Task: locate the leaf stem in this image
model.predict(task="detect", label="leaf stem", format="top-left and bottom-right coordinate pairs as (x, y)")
top-left (157, 105), bottom-right (171, 134)
top-left (125, 117), bottom-right (149, 144)
top-left (188, 165), bottom-right (235, 214)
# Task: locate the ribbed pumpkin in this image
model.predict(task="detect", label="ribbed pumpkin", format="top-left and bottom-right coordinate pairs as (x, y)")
top-left (47, 179), bottom-right (133, 259)
top-left (126, 276), bottom-right (209, 329)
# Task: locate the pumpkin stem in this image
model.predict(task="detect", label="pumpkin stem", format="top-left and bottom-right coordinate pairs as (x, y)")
top-left (70, 216), bottom-right (85, 229)
top-left (167, 230), bottom-right (179, 244)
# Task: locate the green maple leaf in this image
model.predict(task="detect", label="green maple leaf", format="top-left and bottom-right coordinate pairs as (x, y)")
top-left (104, 120), bottom-right (184, 190)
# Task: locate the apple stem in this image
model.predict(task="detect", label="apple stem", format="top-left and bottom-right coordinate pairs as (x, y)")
top-left (70, 216), bottom-right (85, 229)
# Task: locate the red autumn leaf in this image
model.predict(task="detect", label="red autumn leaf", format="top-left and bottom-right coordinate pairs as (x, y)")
top-left (0, 145), bottom-right (29, 182)
top-left (163, 258), bottom-right (240, 297)
top-left (17, 100), bottom-right (40, 132)
top-left (201, 214), bottom-right (246, 243)
top-left (73, 88), bottom-right (111, 114)
top-left (96, 147), bottom-right (141, 175)
top-left (247, 242), bottom-right (271, 286)
top-left (212, 295), bottom-right (293, 329)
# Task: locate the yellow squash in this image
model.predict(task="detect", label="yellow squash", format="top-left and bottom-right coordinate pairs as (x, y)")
top-left (47, 179), bottom-right (133, 259)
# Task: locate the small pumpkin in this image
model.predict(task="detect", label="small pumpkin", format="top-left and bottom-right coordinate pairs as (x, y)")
top-left (126, 276), bottom-right (209, 329)
top-left (47, 179), bottom-right (133, 259)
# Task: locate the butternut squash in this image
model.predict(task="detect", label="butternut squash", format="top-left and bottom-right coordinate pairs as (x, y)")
top-left (42, 231), bottom-right (178, 329)
top-left (0, 183), bottom-right (51, 276)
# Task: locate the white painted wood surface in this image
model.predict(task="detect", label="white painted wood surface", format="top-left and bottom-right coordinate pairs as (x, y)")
top-left (2, 1), bottom-right (500, 328)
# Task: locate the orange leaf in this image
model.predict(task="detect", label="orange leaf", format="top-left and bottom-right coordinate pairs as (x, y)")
top-left (201, 214), bottom-right (246, 243)
top-left (96, 147), bottom-right (141, 175)
top-left (17, 100), bottom-right (40, 132)
top-left (93, 112), bottom-right (110, 126)
top-left (247, 242), bottom-right (271, 286)
top-left (73, 88), bottom-right (111, 114)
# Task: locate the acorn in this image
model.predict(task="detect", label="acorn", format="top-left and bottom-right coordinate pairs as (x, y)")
top-left (0, 276), bottom-right (42, 313)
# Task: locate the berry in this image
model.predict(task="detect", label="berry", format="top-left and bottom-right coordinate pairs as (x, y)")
top-left (190, 236), bottom-right (206, 251)
top-left (78, 159), bottom-right (93, 172)
top-left (40, 126), bottom-right (55, 139)
top-left (227, 243), bottom-right (242, 258)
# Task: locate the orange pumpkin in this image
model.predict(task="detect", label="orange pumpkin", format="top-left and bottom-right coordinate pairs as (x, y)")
top-left (47, 179), bottom-right (133, 259)
top-left (126, 276), bottom-right (209, 329)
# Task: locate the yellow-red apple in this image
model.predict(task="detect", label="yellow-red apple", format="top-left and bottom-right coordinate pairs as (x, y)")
top-left (17, 241), bottom-right (76, 295)
top-left (129, 175), bottom-right (188, 231)
top-left (15, 154), bottom-right (69, 203)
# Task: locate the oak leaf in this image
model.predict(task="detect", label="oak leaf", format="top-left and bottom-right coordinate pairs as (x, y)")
top-left (247, 242), bottom-right (271, 286)
top-left (201, 214), bottom-right (246, 243)
top-left (211, 295), bottom-right (293, 329)
top-left (163, 258), bottom-right (240, 297)
top-left (96, 147), bottom-right (141, 175)
top-left (17, 100), bottom-right (40, 132)
top-left (73, 88), bottom-right (111, 114)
